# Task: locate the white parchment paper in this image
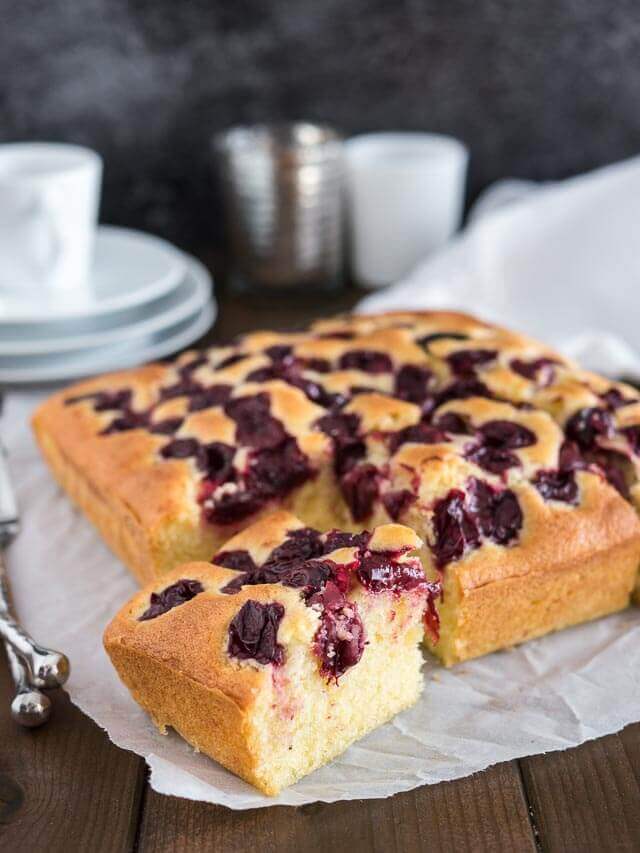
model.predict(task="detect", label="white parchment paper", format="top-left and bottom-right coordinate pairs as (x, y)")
top-left (3, 391), bottom-right (640, 809)
top-left (4, 155), bottom-right (640, 808)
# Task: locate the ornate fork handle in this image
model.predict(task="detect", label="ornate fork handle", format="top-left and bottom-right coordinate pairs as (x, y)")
top-left (0, 551), bottom-right (70, 690)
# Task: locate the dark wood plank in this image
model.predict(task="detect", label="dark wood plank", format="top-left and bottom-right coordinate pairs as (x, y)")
top-left (137, 760), bottom-right (535, 853)
top-left (520, 722), bottom-right (640, 852)
top-left (0, 651), bottom-right (146, 853)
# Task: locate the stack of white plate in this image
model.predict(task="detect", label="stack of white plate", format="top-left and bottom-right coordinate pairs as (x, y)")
top-left (0, 226), bottom-right (216, 384)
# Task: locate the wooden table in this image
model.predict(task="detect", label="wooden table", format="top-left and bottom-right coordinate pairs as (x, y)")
top-left (1, 278), bottom-right (640, 853)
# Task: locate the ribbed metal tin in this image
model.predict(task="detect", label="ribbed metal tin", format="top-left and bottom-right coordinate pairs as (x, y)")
top-left (215, 123), bottom-right (343, 290)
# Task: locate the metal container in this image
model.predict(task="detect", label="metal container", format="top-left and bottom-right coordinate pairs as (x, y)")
top-left (214, 123), bottom-right (344, 291)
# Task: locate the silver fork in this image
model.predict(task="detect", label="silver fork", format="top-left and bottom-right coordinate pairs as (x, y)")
top-left (0, 438), bottom-right (70, 726)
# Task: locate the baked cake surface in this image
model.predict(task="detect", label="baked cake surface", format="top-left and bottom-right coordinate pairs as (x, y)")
top-left (35, 310), bottom-right (640, 662)
top-left (104, 511), bottom-right (437, 795)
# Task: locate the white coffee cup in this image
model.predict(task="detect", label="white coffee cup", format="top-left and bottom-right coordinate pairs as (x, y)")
top-left (0, 143), bottom-right (102, 293)
top-left (344, 132), bottom-right (468, 288)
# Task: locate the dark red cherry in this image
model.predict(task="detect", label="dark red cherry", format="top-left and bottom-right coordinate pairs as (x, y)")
top-left (382, 489), bottom-right (416, 520)
top-left (216, 352), bottom-right (248, 370)
top-left (246, 438), bottom-right (312, 498)
top-left (139, 578), bottom-right (204, 621)
top-left (357, 552), bottom-right (424, 593)
top-left (227, 600), bottom-right (285, 666)
top-left (160, 438), bottom-right (199, 459)
top-left (225, 393), bottom-right (286, 450)
top-left (623, 425), bottom-right (640, 454)
top-left (265, 527), bottom-right (325, 564)
top-left (323, 530), bottom-right (371, 553)
top-left (389, 422), bottom-right (448, 454)
top-left (196, 442), bottom-right (235, 483)
top-left (510, 357), bottom-right (559, 384)
top-left (447, 349), bottom-right (497, 376)
top-left (101, 410), bottom-right (149, 434)
top-left (312, 583), bottom-right (365, 680)
top-left (565, 407), bottom-right (614, 451)
top-left (188, 384), bottom-right (233, 412)
top-left (213, 550), bottom-right (257, 573)
top-left (435, 378), bottom-right (494, 407)
top-left (394, 365), bottom-right (433, 403)
top-left (467, 478), bottom-right (523, 545)
top-left (338, 350), bottom-right (393, 374)
top-left (466, 445), bottom-right (520, 475)
top-left (600, 388), bottom-right (636, 410)
top-left (340, 463), bottom-right (379, 521)
top-left (479, 420), bottom-right (536, 449)
top-left (431, 489), bottom-right (480, 567)
top-left (149, 417), bottom-right (184, 435)
top-left (433, 411), bottom-right (471, 435)
top-left (533, 469), bottom-right (579, 505)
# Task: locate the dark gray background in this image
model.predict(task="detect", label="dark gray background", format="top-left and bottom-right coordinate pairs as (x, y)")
top-left (2, 0), bottom-right (639, 255)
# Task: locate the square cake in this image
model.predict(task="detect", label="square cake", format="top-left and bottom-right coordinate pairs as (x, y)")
top-left (35, 311), bottom-right (640, 665)
top-left (104, 511), bottom-right (437, 795)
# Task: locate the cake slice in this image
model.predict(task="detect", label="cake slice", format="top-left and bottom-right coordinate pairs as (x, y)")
top-left (103, 511), bottom-right (439, 795)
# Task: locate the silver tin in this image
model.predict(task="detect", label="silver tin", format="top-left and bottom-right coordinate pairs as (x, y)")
top-left (215, 123), bottom-right (344, 290)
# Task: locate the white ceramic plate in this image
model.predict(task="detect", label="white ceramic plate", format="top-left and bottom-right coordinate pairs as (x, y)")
top-left (0, 301), bottom-right (216, 384)
top-left (0, 225), bottom-right (187, 323)
top-left (0, 257), bottom-right (211, 355)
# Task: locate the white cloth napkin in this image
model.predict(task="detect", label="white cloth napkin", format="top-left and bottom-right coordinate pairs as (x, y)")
top-left (359, 156), bottom-right (640, 379)
top-left (4, 156), bottom-right (640, 810)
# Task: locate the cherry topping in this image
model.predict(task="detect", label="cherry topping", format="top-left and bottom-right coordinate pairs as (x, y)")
top-left (206, 489), bottom-right (264, 525)
top-left (216, 353), bottom-right (248, 370)
top-left (139, 578), bottom-right (204, 621)
top-left (510, 357), bottom-right (559, 384)
top-left (565, 407), bottom-right (615, 451)
top-left (340, 463), bottom-right (379, 521)
top-left (302, 357), bottom-right (332, 373)
top-left (247, 438), bottom-right (312, 497)
top-left (213, 550), bottom-right (257, 573)
top-left (66, 388), bottom-right (133, 411)
top-left (447, 349), bottom-right (497, 376)
top-left (196, 442), bottom-right (235, 483)
top-left (311, 582), bottom-right (365, 681)
top-left (466, 445), bottom-right (519, 475)
top-left (150, 417), bottom-right (184, 435)
top-left (533, 470), bottom-right (579, 504)
top-left (382, 489), bottom-right (416, 520)
top-left (188, 384), bottom-right (233, 412)
top-left (389, 422), bottom-right (448, 454)
top-left (265, 527), bottom-right (325, 565)
top-left (227, 600), bottom-right (285, 666)
top-left (357, 553), bottom-right (425, 594)
top-left (323, 530), bottom-right (371, 553)
top-left (431, 489), bottom-right (480, 567)
top-left (265, 344), bottom-right (294, 361)
top-left (479, 420), bottom-right (536, 449)
top-left (600, 388), bottom-right (636, 410)
top-left (623, 425), bottom-right (640, 454)
top-left (435, 378), bottom-right (494, 407)
top-left (466, 420), bottom-right (536, 475)
top-left (101, 411), bottom-right (149, 434)
top-left (160, 438), bottom-right (199, 459)
top-left (225, 393), bottom-right (286, 450)
top-left (433, 411), bottom-right (471, 434)
top-left (394, 365), bottom-right (433, 403)
top-left (338, 349), bottom-right (393, 374)
top-left (467, 478), bottom-right (523, 545)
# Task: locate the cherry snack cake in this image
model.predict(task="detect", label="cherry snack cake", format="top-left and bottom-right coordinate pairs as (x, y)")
top-left (104, 512), bottom-right (438, 795)
top-left (34, 310), bottom-right (640, 667)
